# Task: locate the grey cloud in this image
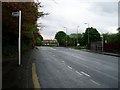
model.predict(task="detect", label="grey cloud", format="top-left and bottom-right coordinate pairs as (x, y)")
top-left (89, 2), bottom-right (118, 15)
top-left (38, 0), bottom-right (117, 39)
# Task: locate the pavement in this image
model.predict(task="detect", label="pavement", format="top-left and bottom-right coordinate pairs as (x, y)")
top-left (80, 49), bottom-right (120, 57)
top-left (2, 50), bottom-right (34, 89)
top-left (35, 46), bottom-right (119, 88)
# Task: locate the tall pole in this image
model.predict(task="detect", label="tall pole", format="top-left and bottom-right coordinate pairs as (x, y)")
top-left (84, 23), bottom-right (89, 45)
top-left (77, 26), bottom-right (79, 46)
top-left (63, 27), bottom-right (67, 47)
top-left (65, 27), bottom-right (67, 47)
top-left (101, 35), bottom-right (104, 52)
top-left (19, 10), bottom-right (21, 66)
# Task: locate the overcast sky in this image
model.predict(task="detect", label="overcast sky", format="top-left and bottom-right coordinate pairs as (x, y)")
top-left (37, 0), bottom-right (119, 39)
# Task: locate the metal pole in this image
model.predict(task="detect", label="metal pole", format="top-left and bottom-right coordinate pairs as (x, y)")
top-left (18, 10), bottom-right (21, 66)
top-left (77, 26), bottom-right (79, 46)
top-left (84, 23), bottom-right (89, 45)
top-left (88, 28), bottom-right (89, 45)
top-left (63, 27), bottom-right (67, 47)
top-left (87, 24), bottom-right (89, 45)
top-left (66, 28), bottom-right (67, 47)
top-left (102, 35), bottom-right (104, 52)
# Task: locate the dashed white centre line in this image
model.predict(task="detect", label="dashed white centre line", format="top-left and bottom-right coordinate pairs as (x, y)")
top-left (67, 66), bottom-right (72, 69)
top-left (81, 71), bottom-right (91, 77)
top-left (50, 48), bottom-right (56, 50)
top-left (90, 79), bottom-right (100, 85)
top-left (75, 71), bottom-right (82, 75)
top-left (62, 61), bottom-right (65, 63)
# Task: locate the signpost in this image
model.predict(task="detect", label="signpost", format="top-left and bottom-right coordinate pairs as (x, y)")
top-left (12, 11), bottom-right (21, 66)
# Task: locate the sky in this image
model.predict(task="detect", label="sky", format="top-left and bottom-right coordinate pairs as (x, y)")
top-left (37, 0), bottom-right (119, 39)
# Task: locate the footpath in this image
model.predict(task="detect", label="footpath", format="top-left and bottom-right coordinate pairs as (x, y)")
top-left (80, 49), bottom-right (120, 57)
top-left (2, 49), bottom-right (35, 89)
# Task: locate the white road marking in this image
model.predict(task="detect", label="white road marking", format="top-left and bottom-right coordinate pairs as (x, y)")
top-left (50, 48), bottom-right (56, 50)
top-left (81, 71), bottom-right (91, 77)
top-left (90, 79), bottom-right (100, 85)
top-left (62, 61), bottom-right (65, 63)
top-left (67, 66), bottom-right (72, 69)
top-left (75, 71), bottom-right (82, 75)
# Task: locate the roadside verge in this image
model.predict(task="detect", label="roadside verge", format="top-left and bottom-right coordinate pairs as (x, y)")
top-left (80, 49), bottom-right (120, 57)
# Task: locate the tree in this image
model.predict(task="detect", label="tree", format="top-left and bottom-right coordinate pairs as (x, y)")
top-left (2, 2), bottom-right (44, 56)
top-left (117, 27), bottom-right (120, 33)
top-left (103, 33), bottom-right (120, 44)
top-left (83, 27), bottom-right (101, 44)
top-left (35, 33), bottom-right (43, 46)
top-left (55, 31), bottom-right (66, 46)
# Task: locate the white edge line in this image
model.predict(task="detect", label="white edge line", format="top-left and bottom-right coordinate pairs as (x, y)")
top-left (90, 79), bottom-right (100, 85)
top-left (81, 71), bottom-right (91, 77)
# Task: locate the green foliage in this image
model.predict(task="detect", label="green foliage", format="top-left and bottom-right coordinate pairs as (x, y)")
top-left (54, 27), bottom-right (120, 49)
top-left (2, 2), bottom-right (44, 56)
top-left (117, 27), bottom-right (120, 33)
top-left (35, 37), bottom-right (42, 46)
top-left (69, 33), bottom-right (85, 46)
top-left (74, 46), bottom-right (87, 49)
top-left (35, 35), bottom-right (43, 46)
top-left (55, 31), bottom-right (66, 46)
top-left (103, 33), bottom-right (120, 44)
top-left (83, 27), bottom-right (101, 44)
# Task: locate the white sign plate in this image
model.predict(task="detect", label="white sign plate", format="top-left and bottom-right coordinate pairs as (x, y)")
top-left (12, 12), bottom-right (19, 16)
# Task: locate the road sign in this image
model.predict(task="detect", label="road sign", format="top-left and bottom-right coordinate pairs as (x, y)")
top-left (12, 12), bottom-right (19, 17)
top-left (77, 43), bottom-right (80, 46)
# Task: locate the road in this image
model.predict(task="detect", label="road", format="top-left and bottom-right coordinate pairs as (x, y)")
top-left (34, 46), bottom-right (118, 88)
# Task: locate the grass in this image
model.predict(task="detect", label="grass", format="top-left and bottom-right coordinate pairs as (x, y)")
top-left (74, 46), bottom-right (87, 50)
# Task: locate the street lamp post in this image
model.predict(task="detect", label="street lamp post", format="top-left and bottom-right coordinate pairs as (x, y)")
top-left (64, 27), bottom-right (67, 47)
top-left (77, 26), bottom-right (79, 46)
top-left (12, 10), bottom-right (21, 66)
top-left (84, 23), bottom-right (89, 45)
top-left (101, 35), bottom-right (104, 52)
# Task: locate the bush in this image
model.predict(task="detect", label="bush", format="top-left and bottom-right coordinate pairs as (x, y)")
top-left (35, 37), bottom-right (42, 46)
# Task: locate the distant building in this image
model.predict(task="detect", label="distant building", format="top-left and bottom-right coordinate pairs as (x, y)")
top-left (42, 39), bottom-right (58, 46)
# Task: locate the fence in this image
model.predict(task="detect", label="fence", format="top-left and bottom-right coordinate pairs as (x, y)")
top-left (90, 41), bottom-right (120, 53)
top-left (104, 43), bottom-right (120, 53)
